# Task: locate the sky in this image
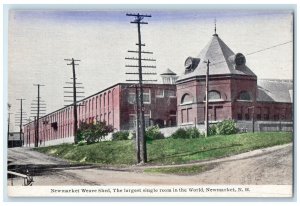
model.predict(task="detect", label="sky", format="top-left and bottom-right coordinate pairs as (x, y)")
top-left (8, 9), bottom-right (293, 131)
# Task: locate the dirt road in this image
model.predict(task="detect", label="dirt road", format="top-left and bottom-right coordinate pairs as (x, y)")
top-left (7, 143), bottom-right (293, 185)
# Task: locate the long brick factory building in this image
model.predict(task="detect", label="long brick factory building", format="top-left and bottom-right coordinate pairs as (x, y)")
top-left (23, 33), bottom-right (293, 147)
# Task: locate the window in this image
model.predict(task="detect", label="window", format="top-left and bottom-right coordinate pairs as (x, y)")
top-left (156, 89), bottom-right (164, 97)
top-left (264, 114), bottom-right (270, 120)
top-left (143, 90), bottom-right (151, 104)
top-left (205, 90), bottom-right (222, 101)
top-left (104, 93), bottom-right (106, 108)
top-left (238, 91), bottom-right (252, 101)
top-left (245, 113), bottom-right (250, 120)
top-left (96, 96), bottom-right (98, 111)
top-left (181, 93), bottom-right (193, 104)
top-left (145, 115), bottom-right (150, 128)
top-left (165, 90), bottom-right (176, 98)
top-left (92, 98), bottom-right (94, 114)
top-left (170, 110), bottom-right (176, 116)
top-left (128, 91), bottom-right (150, 104)
top-left (237, 106), bottom-right (243, 120)
top-left (238, 114), bottom-right (243, 120)
top-left (263, 107), bottom-right (270, 120)
top-left (181, 108), bottom-right (192, 123)
top-left (257, 114), bottom-right (261, 120)
top-left (129, 115), bottom-right (137, 129)
top-left (128, 92), bottom-right (136, 104)
top-left (89, 100), bottom-right (91, 114)
top-left (108, 91), bottom-right (110, 109)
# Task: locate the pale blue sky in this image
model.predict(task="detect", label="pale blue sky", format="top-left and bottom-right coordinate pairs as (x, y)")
top-left (8, 9), bottom-right (293, 131)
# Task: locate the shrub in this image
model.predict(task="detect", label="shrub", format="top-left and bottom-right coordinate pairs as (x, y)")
top-left (77, 121), bottom-right (114, 144)
top-left (208, 124), bottom-right (217, 136)
top-left (170, 128), bottom-right (189, 139)
top-left (128, 132), bottom-right (135, 140)
top-left (77, 140), bottom-right (86, 146)
top-left (145, 125), bottom-right (165, 141)
top-left (170, 127), bottom-right (202, 139)
top-left (215, 120), bottom-right (238, 135)
top-left (186, 127), bottom-right (201, 139)
top-left (112, 131), bottom-right (130, 141)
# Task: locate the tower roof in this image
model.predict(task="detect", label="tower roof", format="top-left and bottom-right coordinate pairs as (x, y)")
top-left (160, 68), bottom-right (177, 76)
top-left (177, 34), bottom-right (256, 82)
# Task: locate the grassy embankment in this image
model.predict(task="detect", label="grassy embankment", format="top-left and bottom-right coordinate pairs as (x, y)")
top-left (35, 132), bottom-right (292, 172)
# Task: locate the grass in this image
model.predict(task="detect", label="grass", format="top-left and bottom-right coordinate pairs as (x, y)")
top-left (34, 132), bottom-right (292, 166)
top-left (144, 165), bottom-right (214, 175)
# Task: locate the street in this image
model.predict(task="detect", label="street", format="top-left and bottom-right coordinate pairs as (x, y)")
top-left (7, 143), bottom-right (293, 186)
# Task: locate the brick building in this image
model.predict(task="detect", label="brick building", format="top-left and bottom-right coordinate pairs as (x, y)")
top-left (23, 32), bottom-right (293, 147)
top-left (176, 33), bottom-right (293, 125)
top-left (23, 82), bottom-right (177, 146)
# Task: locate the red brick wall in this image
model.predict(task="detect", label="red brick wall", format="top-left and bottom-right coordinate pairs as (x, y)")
top-left (119, 84), bottom-right (177, 130)
top-left (176, 75), bottom-right (292, 125)
top-left (23, 83), bottom-right (176, 146)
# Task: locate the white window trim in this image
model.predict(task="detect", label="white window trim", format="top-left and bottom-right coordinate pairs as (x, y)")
top-left (128, 92), bottom-right (136, 104)
top-left (180, 122), bottom-right (194, 126)
top-left (143, 90), bottom-right (151, 104)
top-left (203, 99), bottom-right (224, 103)
top-left (180, 101), bottom-right (193, 106)
top-left (236, 99), bottom-right (253, 102)
top-left (156, 89), bottom-right (164, 98)
top-left (165, 90), bottom-right (176, 98)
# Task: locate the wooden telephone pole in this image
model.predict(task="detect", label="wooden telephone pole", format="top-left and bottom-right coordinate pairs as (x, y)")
top-left (31, 84), bottom-right (45, 147)
top-left (64, 58), bottom-right (81, 144)
top-left (126, 13), bottom-right (156, 163)
top-left (16, 98), bottom-right (25, 146)
top-left (204, 60), bottom-right (210, 137)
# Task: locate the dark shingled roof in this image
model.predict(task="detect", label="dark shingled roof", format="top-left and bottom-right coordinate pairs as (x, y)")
top-left (257, 79), bottom-right (293, 103)
top-left (178, 34), bottom-right (256, 81)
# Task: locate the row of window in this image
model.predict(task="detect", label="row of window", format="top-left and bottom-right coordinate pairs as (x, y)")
top-left (78, 89), bottom-right (115, 118)
top-left (237, 114), bottom-right (286, 121)
top-left (128, 114), bottom-right (177, 129)
top-left (181, 90), bottom-right (252, 104)
top-left (128, 89), bottom-right (176, 104)
top-left (24, 89), bottom-right (116, 145)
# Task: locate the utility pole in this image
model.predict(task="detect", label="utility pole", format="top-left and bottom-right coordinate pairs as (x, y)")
top-left (8, 112), bottom-right (12, 147)
top-left (247, 106), bottom-right (255, 133)
top-left (7, 103), bottom-right (12, 147)
top-left (64, 58), bottom-right (81, 144)
top-left (32, 84), bottom-right (45, 147)
top-left (16, 98), bottom-right (25, 146)
top-left (135, 85), bottom-right (141, 163)
top-left (204, 60), bottom-right (210, 137)
top-left (126, 13), bottom-right (156, 164)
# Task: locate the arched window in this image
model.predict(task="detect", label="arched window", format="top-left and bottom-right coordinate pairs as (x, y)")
top-left (181, 93), bottom-right (193, 104)
top-left (238, 91), bottom-right (251, 101)
top-left (204, 90), bottom-right (222, 101)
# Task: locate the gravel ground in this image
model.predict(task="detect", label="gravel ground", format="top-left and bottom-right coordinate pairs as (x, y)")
top-left (7, 143), bottom-right (293, 186)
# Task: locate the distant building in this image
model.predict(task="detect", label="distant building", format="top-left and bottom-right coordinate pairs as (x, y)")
top-left (24, 82), bottom-right (177, 146)
top-left (160, 68), bottom-right (178, 84)
top-left (176, 33), bottom-right (292, 125)
top-left (8, 132), bottom-right (23, 148)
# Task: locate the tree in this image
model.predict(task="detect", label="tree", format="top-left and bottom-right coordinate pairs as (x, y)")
top-left (77, 121), bottom-right (113, 144)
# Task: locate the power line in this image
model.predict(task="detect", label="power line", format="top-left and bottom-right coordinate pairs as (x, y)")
top-left (210, 40), bottom-right (293, 67)
top-left (245, 41), bottom-right (292, 56)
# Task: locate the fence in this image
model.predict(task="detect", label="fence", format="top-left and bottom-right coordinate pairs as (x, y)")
top-left (160, 121), bottom-right (293, 137)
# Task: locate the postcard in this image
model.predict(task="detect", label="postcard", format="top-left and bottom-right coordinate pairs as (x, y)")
top-left (6, 5), bottom-right (294, 198)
